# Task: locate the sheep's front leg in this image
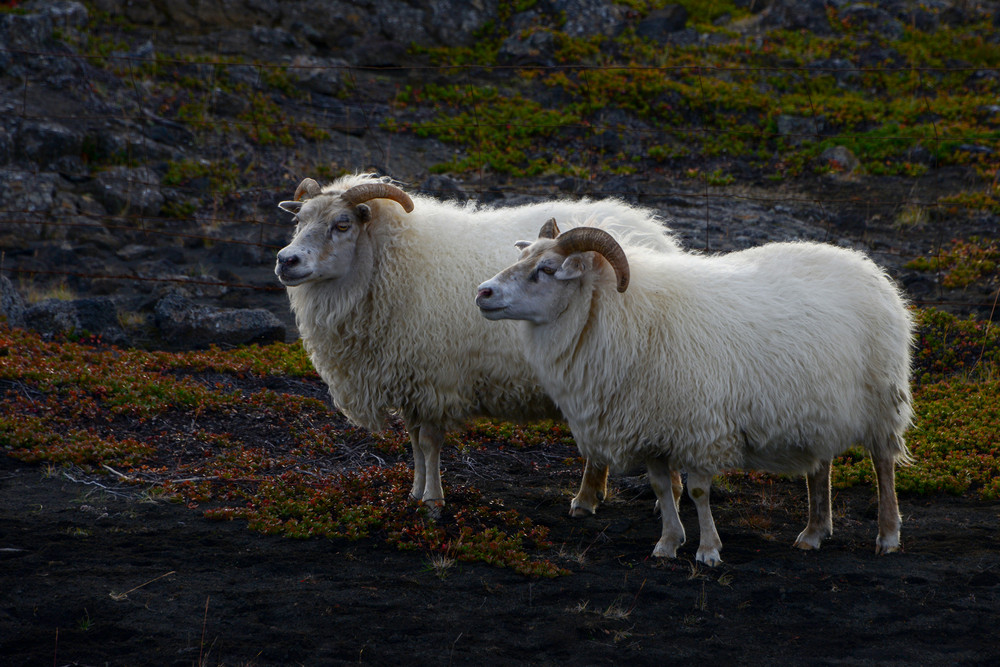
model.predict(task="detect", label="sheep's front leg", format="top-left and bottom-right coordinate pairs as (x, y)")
top-left (405, 421), bottom-right (446, 513)
top-left (686, 470), bottom-right (723, 566)
top-left (794, 460), bottom-right (833, 550)
top-left (872, 441), bottom-right (903, 554)
top-left (569, 458), bottom-right (609, 517)
top-left (648, 458), bottom-right (685, 559)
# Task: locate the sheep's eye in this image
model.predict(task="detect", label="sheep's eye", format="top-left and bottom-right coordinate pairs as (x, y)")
top-left (539, 265), bottom-right (556, 276)
top-left (330, 215), bottom-right (352, 234)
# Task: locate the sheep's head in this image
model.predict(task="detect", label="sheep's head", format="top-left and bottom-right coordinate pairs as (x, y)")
top-left (274, 177), bottom-right (413, 287)
top-left (476, 218), bottom-right (629, 325)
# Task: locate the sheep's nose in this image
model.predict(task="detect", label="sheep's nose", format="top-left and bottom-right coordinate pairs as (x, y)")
top-left (477, 287), bottom-right (493, 299)
top-left (276, 252), bottom-right (300, 269)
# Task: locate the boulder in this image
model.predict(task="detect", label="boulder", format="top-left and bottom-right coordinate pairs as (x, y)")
top-left (23, 295), bottom-right (131, 346)
top-left (1, 275), bottom-right (26, 327)
top-left (94, 166), bottom-right (164, 217)
top-left (153, 291), bottom-right (285, 348)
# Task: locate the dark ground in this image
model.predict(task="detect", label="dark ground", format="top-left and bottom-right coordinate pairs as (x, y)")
top-left (3, 442), bottom-right (1000, 666)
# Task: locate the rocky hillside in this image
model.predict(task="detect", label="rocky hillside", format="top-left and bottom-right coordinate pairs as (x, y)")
top-left (1, 0), bottom-right (998, 348)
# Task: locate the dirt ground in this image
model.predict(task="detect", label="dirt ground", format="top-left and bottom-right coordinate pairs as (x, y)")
top-left (3, 444), bottom-right (1000, 666)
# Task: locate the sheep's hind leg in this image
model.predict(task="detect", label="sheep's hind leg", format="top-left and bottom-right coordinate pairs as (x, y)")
top-left (872, 440), bottom-right (903, 555)
top-left (686, 470), bottom-right (723, 566)
top-left (793, 460), bottom-right (833, 550)
top-left (569, 458), bottom-right (609, 517)
top-left (648, 458), bottom-right (685, 559)
top-left (406, 423), bottom-right (426, 502)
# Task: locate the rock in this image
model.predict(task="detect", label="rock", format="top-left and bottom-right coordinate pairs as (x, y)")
top-left (636, 5), bottom-right (689, 43)
top-left (23, 295), bottom-right (131, 346)
top-left (22, 1), bottom-right (89, 31)
top-left (287, 55), bottom-right (351, 97)
top-left (93, 166), bottom-right (164, 217)
top-left (550, 0), bottom-right (628, 38)
top-left (153, 291), bottom-right (285, 348)
top-left (776, 115), bottom-right (826, 146)
top-left (819, 146), bottom-right (863, 179)
top-left (419, 174), bottom-right (469, 202)
top-left (1, 275), bottom-right (26, 327)
top-left (760, 0), bottom-right (835, 35)
top-left (16, 120), bottom-right (83, 170)
top-left (839, 5), bottom-right (904, 40)
top-left (499, 29), bottom-right (557, 66)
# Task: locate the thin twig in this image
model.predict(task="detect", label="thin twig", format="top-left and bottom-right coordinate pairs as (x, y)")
top-left (109, 571), bottom-right (176, 601)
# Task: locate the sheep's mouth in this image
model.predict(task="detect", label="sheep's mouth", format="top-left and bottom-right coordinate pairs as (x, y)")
top-left (275, 269), bottom-right (312, 286)
top-left (477, 304), bottom-right (509, 319)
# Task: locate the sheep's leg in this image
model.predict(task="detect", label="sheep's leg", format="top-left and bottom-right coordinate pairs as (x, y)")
top-left (648, 458), bottom-right (685, 559)
top-left (416, 423), bottom-right (446, 512)
top-left (569, 459), bottom-right (609, 517)
top-left (686, 470), bottom-right (723, 566)
top-left (794, 460), bottom-right (833, 550)
top-left (872, 442), bottom-right (902, 554)
top-left (406, 423), bottom-right (426, 502)
top-left (652, 469), bottom-right (684, 515)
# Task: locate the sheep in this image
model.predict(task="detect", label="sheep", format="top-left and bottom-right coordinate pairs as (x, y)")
top-left (476, 218), bottom-right (914, 565)
top-left (275, 173), bottom-right (683, 514)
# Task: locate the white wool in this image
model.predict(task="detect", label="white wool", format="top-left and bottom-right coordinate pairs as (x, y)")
top-left (517, 241), bottom-right (914, 474)
top-left (283, 173), bottom-right (680, 433)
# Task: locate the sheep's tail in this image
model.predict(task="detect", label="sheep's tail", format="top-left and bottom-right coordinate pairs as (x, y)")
top-left (875, 383), bottom-right (914, 466)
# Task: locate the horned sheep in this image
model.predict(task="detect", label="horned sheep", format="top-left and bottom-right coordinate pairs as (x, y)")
top-left (476, 218), bottom-right (914, 564)
top-left (275, 173), bottom-right (682, 513)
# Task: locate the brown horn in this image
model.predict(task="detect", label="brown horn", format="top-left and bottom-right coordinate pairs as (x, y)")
top-left (538, 217), bottom-right (560, 239)
top-left (294, 178), bottom-right (321, 202)
top-left (555, 227), bottom-right (630, 293)
top-left (341, 182), bottom-right (414, 213)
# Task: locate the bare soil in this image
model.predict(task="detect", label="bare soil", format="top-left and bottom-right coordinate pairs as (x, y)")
top-left (3, 438), bottom-right (1000, 666)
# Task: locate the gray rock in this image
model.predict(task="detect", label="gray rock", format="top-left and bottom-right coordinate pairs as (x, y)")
top-left (23, 295), bottom-right (131, 345)
top-left (636, 5), bottom-right (689, 42)
top-left (550, 0), bottom-right (628, 38)
top-left (1, 275), bottom-right (26, 327)
top-left (819, 146), bottom-right (863, 178)
top-left (776, 115), bottom-right (826, 146)
top-left (760, 0), bottom-right (838, 35)
top-left (22, 1), bottom-right (89, 31)
top-left (499, 29), bottom-right (557, 66)
top-left (94, 166), bottom-right (164, 217)
top-left (16, 120), bottom-right (83, 169)
top-left (153, 292), bottom-right (285, 348)
top-left (287, 55), bottom-right (351, 97)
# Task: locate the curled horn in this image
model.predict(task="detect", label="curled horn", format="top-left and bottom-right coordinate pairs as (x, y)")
top-left (340, 182), bottom-right (414, 213)
top-left (538, 217), bottom-right (560, 239)
top-left (555, 227), bottom-right (630, 293)
top-left (294, 178), bottom-right (321, 202)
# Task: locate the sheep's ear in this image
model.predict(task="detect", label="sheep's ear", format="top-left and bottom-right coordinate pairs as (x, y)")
top-left (554, 255), bottom-right (587, 282)
top-left (279, 200), bottom-right (303, 215)
top-left (514, 240), bottom-right (531, 251)
top-left (538, 218), bottom-right (560, 239)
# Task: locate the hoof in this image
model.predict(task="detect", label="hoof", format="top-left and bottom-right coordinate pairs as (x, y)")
top-left (652, 539), bottom-right (681, 559)
top-left (793, 529), bottom-right (824, 551)
top-left (876, 536), bottom-right (901, 555)
top-left (421, 498), bottom-right (445, 520)
top-left (696, 549), bottom-right (722, 567)
top-left (569, 499), bottom-right (597, 518)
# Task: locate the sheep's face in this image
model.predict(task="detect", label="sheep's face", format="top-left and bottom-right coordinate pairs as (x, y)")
top-left (275, 197), bottom-right (371, 287)
top-left (476, 238), bottom-right (593, 325)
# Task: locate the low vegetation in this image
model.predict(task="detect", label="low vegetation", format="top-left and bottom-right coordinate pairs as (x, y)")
top-left (2, 306), bottom-right (998, 576)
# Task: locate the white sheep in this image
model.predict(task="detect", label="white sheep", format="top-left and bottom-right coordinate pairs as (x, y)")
top-left (275, 173), bottom-right (682, 514)
top-left (476, 218), bottom-right (914, 565)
